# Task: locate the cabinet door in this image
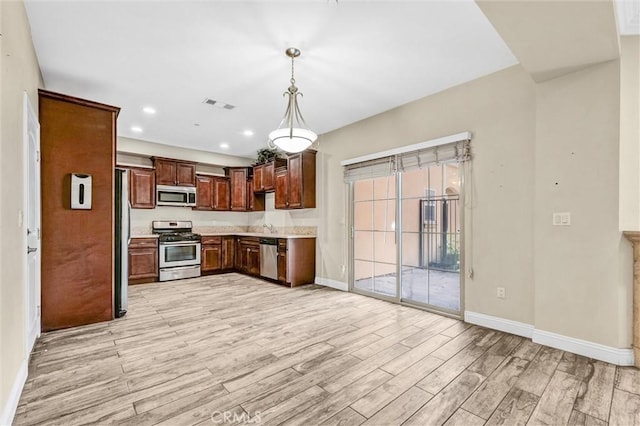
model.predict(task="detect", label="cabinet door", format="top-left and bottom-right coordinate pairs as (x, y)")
top-left (229, 168), bottom-right (248, 211)
top-left (277, 246), bottom-right (287, 283)
top-left (253, 165), bottom-right (264, 192)
top-left (248, 247), bottom-right (260, 276)
top-left (222, 237), bottom-right (235, 269)
top-left (176, 162), bottom-right (196, 186)
top-left (274, 167), bottom-right (288, 209)
top-left (213, 177), bottom-right (230, 211)
top-left (263, 162), bottom-right (275, 191)
top-left (201, 244), bottom-right (222, 272)
top-left (288, 153), bottom-right (303, 208)
top-left (195, 175), bottom-right (213, 210)
top-left (155, 159), bottom-right (177, 185)
top-left (129, 248), bottom-right (158, 280)
top-left (246, 179), bottom-right (255, 211)
top-left (129, 168), bottom-right (155, 209)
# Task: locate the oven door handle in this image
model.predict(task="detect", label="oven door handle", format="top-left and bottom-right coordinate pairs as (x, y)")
top-left (160, 241), bottom-right (201, 246)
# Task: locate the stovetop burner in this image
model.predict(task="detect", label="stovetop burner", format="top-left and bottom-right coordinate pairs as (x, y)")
top-left (158, 232), bottom-right (201, 243)
top-left (152, 220), bottom-right (201, 243)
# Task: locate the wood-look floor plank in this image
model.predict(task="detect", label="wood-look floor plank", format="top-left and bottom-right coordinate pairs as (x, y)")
top-left (574, 359), bottom-right (616, 421)
top-left (405, 370), bottom-right (485, 426)
top-left (608, 388), bottom-right (640, 426)
top-left (567, 410), bottom-right (608, 426)
top-left (257, 385), bottom-right (328, 426)
top-left (360, 386), bottom-right (433, 426)
top-left (615, 366), bottom-right (640, 395)
top-left (416, 343), bottom-right (488, 395)
top-left (514, 345), bottom-right (563, 396)
top-left (351, 355), bottom-right (443, 418)
top-left (319, 344), bottom-right (408, 394)
top-left (527, 370), bottom-right (582, 425)
top-left (320, 407), bottom-right (366, 426)
top-left (283, 369), bottom-right (393, 426)
top-left (443, 408), bottom-right (487, 426)
top-left (463, 356), bottom-right (529, 419)
top-left (484, 387), bottom-right (539, 426)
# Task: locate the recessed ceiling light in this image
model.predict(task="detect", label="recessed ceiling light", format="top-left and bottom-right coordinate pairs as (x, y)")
top-left (243, 130), bottom-right (254, 136)
top-left (142, 107), bottom-right (156, 114)
top-left (220, 143), bottom-right (229, 149)
top-left (131, 126), bottom-right (143, 133)
top-left (194, 123), bottom-right (200, 127)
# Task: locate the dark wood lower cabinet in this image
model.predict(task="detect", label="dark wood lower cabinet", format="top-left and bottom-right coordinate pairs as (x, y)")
top-left (235, 237), bottom-right (260, 276)
top-left (202, 236), bottom-right (235, 274)
top-left (277, 238), bottom-right (316, 287)
top-left (128, 238), bottom-right (158, 284)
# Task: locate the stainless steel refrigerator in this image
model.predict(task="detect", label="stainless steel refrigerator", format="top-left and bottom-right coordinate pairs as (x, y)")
top-left (115, 168), bottom-right (130, 317)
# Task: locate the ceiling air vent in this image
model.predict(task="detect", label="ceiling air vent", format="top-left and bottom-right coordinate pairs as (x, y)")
top-left (203, 98), bottom-right (236, 110)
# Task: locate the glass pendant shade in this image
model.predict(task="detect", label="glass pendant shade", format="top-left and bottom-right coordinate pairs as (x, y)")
top-left (268, 47), bottom-right (317, 153)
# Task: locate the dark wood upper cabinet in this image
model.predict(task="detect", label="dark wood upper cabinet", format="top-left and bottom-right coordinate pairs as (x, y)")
top-left (253, 159), bottom-right (287, 193)
top-left (274, 151), bottom-right (316, 210)
top-left (195, 175), bottom-right (230, 211)
top-left (128, 167), bottom-right (155, 209)
top-left (247, 178), bottom-right (265, 212)
top-left (253, 165), bottom-right (264, 192)
top-left (213, 177), bottom-right (230, 211)
top-left (227, 167), bottom-right (248, 211)
top-left (274, 166), bottom-right (289, 209)
top-left (195, 175), bottom-right (213, 210)
top-left (153, 157), bottom-right (196, 186)
top-left (287, 151), bottom-right (316, 209)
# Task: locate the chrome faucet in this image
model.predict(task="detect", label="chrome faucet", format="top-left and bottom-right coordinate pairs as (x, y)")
top-left (263, 223), bottom-right (275, 234)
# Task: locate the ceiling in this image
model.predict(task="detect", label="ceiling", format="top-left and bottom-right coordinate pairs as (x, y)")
top-left (22, 1), bottom-right (633, 158)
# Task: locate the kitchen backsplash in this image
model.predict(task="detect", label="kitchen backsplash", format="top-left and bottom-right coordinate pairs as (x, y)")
top-left (130, 193), bottom-right (319, 236)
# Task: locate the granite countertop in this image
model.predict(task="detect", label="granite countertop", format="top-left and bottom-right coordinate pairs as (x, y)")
top-left (199, 232), bottom-right (315, 239)
top-left (130, 234), bottom-right (159, 239)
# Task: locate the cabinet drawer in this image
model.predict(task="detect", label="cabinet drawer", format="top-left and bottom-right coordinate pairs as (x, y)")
top-left (129, 238), bottom-right (158, 249)
top-left (202, 236), bottom-right (222, 245)
top-left (277, 239), bottom-right (287, 251)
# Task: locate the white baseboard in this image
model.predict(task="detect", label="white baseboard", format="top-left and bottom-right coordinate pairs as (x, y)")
top-left (532, 329), bottom-right (635, 366)
top-left (315, 277), bottom-right (348, 292)
top-left (465, 311), bottom-right (534, 338)
top-left (0, 358), bottom-right (28, 426)
top-left (464, 310), bottom-right (634, 366)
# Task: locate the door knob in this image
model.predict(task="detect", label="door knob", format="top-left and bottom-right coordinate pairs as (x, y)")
top-left (27, 247), bottom-right (37, 254)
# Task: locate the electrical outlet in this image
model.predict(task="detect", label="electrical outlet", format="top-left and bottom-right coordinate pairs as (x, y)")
top-left (496, 287), bottom-right (506, 299)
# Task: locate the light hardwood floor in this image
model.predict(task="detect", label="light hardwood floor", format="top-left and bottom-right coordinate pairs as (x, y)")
top-left (14, 273), bottom-right (640, 425)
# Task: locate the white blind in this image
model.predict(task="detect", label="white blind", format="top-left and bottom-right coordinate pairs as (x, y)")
top-left (397, 140), bottom-right (470, 172)
top-left (343, 156), bottom-right (395, 182)
top-left (344, 139), bottom-right (470, 182)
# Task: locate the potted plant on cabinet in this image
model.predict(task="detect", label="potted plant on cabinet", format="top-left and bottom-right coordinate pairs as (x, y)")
top-left (253, 147), bottom-right (281, 166)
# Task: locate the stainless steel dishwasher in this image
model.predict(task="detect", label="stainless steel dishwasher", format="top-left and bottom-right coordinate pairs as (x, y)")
top-left (259, 238), bottom-right (278, 280)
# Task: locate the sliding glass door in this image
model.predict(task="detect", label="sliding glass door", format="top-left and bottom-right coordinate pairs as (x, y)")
top-left (353, 174), bottom-right (398, 300)
top-left (400, 162), bottom-right (461, 313)
top-left (347, 140), bottom-right (467, 317)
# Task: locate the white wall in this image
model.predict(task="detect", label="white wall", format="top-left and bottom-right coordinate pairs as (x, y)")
top-left (534, 60), bottom-right (631, 348)
top-left (0, 0), bottom-right (43, 422)
top-left (619, 36), bottom-right (640, 232)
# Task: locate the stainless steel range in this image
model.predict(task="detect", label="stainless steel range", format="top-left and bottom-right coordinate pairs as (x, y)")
top-left (153, 220), bottom-right (201, 282)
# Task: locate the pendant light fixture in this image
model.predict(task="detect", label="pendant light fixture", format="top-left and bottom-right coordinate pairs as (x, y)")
top-left (268, 47), bottom-right (317, 153)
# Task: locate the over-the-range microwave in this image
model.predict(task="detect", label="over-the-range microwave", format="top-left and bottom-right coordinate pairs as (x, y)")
top-left (156, 185), bottom-right (196, 207)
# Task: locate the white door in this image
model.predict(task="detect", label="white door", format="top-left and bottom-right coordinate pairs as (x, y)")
top-left (24, 92), bottom-right (41, 353)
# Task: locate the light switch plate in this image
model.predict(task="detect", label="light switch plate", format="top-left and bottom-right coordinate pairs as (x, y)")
top-left (553, 212), bottom-right (571, 226)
